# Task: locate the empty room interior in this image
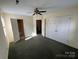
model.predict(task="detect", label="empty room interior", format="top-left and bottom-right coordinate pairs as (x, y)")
top-left (0, 0), bottom-right (78, 59)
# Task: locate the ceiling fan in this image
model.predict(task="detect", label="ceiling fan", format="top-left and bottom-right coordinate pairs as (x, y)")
top-left (33, 8), bottom-right (46, 15)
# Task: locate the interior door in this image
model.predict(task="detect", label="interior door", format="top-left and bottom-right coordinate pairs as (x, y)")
top-left (17, 19), bottom-right (25, 40)
top-left (36, 20), bottom-right (42, 34)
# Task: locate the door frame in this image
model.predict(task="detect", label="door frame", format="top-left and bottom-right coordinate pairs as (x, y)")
top-left (33, 18), bottom-right (46, 36)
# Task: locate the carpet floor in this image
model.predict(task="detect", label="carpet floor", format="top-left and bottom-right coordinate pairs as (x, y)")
top-left (8, 35), bottom-right (78, 59)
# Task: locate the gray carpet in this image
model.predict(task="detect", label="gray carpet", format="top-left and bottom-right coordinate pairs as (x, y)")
top-left (8, 35), bottom-right (78, 59)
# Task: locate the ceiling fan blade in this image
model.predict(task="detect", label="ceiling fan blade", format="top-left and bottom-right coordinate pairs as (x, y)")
top-left (33, 13), bottom-right (35, 15)
top-left (39, 11), bottom-right (46, 13)
top-left (38, 13), bottom-right (42, 15)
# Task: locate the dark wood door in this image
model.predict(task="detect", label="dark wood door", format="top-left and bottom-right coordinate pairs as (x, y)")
top-left (36, 20), bottom-right (42, 34)
top-left (17, 19), bottom-right (25, 40)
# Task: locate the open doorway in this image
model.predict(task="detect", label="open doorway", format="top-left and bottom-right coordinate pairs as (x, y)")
top-left (36, 20), bottom-right (42, 34)
top-left (17, 19), bottom-right (25, 40)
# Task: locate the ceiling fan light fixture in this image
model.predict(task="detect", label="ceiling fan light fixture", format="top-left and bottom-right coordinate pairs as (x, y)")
top-left (16, 0), bottom-right (19, 5)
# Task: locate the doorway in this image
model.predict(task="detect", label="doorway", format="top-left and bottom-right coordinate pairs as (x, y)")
top-left (36, 20), bottom-right (42, 34)
top-left (17, 19), bottom-right (25, 40)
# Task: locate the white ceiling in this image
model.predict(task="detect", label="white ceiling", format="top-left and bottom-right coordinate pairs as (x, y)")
top-left (0, 0), bottom-right (78, 16)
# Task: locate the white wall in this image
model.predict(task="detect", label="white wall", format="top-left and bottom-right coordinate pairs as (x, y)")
top-left (46, 16), bottom-right (72, 44)
top-left (0, 16), bottom-right (8, 59)
top-left (1, 13), bottom-right (15, 43)
top-left (23, 16), bottom-right (33, 37)
top-left (45, 7), bottom-right (78, 48)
